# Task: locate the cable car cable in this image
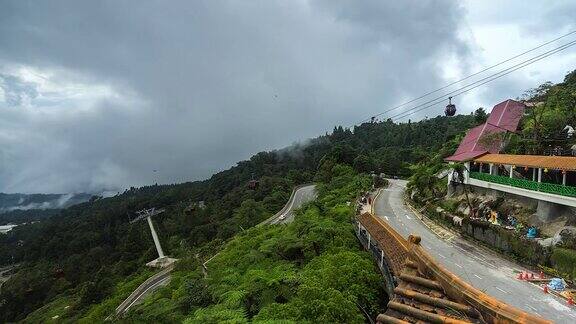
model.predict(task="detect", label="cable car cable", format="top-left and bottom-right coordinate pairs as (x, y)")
top-left (389, 40), bottom-right (576, 120)
top-left (386, 39), bottom-right (576, 121)
top-left (353, 29), bottom-right (576, 126)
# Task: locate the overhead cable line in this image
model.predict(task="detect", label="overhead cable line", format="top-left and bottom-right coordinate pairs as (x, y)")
top-left (352, 29), bottom-right (576, 126)
top-left (390, 39), bottom-right (576, 121)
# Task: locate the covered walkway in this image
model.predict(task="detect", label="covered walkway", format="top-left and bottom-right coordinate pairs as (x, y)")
top-left (469, 154), bottom-right (576, 198)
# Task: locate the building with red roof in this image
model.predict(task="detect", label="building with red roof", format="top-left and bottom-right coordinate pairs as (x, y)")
top-left (445, 99), bottom-right (525, 162)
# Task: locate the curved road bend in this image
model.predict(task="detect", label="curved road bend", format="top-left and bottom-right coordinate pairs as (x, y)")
top-left (375, 179), bottom-right (575, 323)
top-left (270, 185), bottom-right (316, 224)
top-left (117, 185), bottom-right (316, 317)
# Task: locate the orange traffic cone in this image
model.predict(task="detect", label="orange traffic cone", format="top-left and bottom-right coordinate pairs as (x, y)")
top-left (543, 285), bottom-right (549, 294)
top-left (530, 273), bottom-right (535, 280)
top-left (539, 271), bottom-right (544, 279)
top-left (568, 297), bottom-right (574, 306)
top-left (517, 272), bottom-right (523, 280)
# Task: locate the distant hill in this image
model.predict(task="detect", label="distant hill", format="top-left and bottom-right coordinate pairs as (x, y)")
top-left (0, 192), bottom-right (93, 213)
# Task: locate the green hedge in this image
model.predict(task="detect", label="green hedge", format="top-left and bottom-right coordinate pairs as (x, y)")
top-left (551, 248), bottom-right (576, 281)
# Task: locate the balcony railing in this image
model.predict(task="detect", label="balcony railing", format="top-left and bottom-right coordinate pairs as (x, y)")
top-left (469, 172), bottom-right (576, 198)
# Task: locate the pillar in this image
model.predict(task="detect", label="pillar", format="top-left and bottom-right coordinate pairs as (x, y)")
top-left (464, 162), bottom-right (470, 184)
top-left (509, 165), bottom-right (514, 179)
top-left (538, 168), bottom-right (542, 183)
top-left (146, 216), bottom-right (165, 258)
top-left (367, 232), bottom-right (371, 248)
top-left (532, 168), bottom-right (536, 181)
top-left (563, 172), bottom-right (567, 186)
top-left (489, 163), bottom-right (494, 175)
top-left (380, 250), bottom-right (384, 268)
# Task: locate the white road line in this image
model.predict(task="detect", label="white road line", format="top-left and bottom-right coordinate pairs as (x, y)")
top-left (384, 216), bottom-right (389, 221)
top-left (525, 304), bottom-right (538, 312)
top-left (495, 287), bottom-right (508, 294)
top-left (454, 263), bottom-right (463, 269)
top-left (438, 253), bottom-right (446, 259)
top-left (474, 274), bottom-right (483, 280)
top-left (125, 276), bottom-right (170, 312)
top-left (405, 214), bottom-right (412, 220)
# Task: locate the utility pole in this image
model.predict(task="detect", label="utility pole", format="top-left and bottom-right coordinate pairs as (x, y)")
top-left (131, 207), bottom-right (176, 268)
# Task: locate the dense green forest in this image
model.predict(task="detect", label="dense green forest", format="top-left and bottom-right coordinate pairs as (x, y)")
top-left (108, 165), bottom-right (382, 323)
top-left (0, 107), bottom-right (475, 322)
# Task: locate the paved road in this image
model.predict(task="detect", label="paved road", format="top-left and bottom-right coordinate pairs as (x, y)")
top-left (270, 185), bottom-right (316, 224)
top-left (375, 179), bottom-right (575, 323)
top-left (114, 266), bottom-right (173, 317)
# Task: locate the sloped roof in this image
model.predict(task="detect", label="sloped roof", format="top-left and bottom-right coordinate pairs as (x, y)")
top-left (378, 260), bottom-right (482, 324)
top-left (445, 100), bottom-right (525, 162)
top-left (486, 99), bottom-right (525, 132)
top-left (475, 154), bottom-right (576, 171)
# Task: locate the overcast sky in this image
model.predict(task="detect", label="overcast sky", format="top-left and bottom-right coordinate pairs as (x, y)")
top-left (1, 0), bottom-right (575, 194)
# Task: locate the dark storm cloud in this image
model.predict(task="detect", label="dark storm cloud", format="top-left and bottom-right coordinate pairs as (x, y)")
top-left (0, 0), bottom-right (469, 193)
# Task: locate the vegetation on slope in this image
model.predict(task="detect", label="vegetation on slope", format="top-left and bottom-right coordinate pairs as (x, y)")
top-left (122, 165), bottom-right (384, 323)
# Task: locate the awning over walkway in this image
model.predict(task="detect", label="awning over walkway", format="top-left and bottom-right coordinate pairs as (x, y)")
top-left (474, 154), bottom-right (576, 171)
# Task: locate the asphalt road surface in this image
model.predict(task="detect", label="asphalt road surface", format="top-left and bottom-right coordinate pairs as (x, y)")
top-left (375, 179), bottom-right (575, 323)
top-left (270, 185), bottom-right (317, 224)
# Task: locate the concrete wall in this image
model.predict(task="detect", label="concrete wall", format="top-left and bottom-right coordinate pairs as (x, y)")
top-left (468, 178), bottom-right (576, 208)
top-left (462, 185), bottom-right (576, 225)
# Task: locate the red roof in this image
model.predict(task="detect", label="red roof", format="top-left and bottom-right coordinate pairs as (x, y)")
top-left (445, 99), bottom-right (525, 162)
top-left (486, 99), bottom-right (525, 132)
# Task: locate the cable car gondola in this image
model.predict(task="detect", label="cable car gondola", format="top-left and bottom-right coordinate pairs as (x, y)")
top-left (445, 97), bottom-right (456, 117)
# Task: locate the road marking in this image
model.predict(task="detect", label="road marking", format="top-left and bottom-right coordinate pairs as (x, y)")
top-left (454, 263), bottom-right (463, 269)
top-left (495, 287), bottom-right (508, 294)
top-left (384, 216), bottom-right (389, 221)
top-left (125, 275), bottom-right (170, 312)
top-left (405, 214), bottom-right (412, 220)
top-left (438, 253), bottom-right (446, 259)
top-left (525, 304), bottom-right (538, 312)
top-left (474, 274), bottom-right (483, 280)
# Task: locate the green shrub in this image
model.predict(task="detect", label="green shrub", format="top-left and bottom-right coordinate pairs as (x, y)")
top-left (551, 248), bottom-right (576, 281)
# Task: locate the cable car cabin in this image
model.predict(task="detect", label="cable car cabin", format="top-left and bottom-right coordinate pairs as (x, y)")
top-left (445, 97), bottom-right (457, 116)
top-left (248, 180), bottom-right (259, 190)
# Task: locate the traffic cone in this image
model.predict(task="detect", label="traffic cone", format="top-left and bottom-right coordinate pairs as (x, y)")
top-left (539, 271), bottom-right (544, 279)
top-left (517, 272), bottom-right (523, 280)
top-left (543, 285), bottom-right (548, 294)
top-left (568, 297), bottom-right (574, 306)
top-left (530, 273), bottom-right (535, 280)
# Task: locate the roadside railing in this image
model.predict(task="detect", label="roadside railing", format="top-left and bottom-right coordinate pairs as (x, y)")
top-left (358, 212), bottom-right (551, 324)
top-left (470, 172), bottom-right (576, 198)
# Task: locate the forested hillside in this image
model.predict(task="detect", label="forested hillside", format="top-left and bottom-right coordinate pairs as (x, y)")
top-left (0, 111), bottom-right (475, 322)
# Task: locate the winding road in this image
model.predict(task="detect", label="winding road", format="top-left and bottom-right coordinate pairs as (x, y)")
top-left (375, 179), bottom-right (575, 323)
top-left (269, 184), bottom-right (317, 224)
top-left (115, 184), bottom-right (317, 317)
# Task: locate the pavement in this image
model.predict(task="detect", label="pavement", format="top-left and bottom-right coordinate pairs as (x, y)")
top-left (270, 184), bottom-right (317, 224)
top-left (374, 179), bottom-right (576, 323)
top-left (114, 266), bottom-right (173, 317)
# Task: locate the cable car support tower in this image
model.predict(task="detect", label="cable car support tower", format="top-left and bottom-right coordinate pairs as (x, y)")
top-left (131, 207), bottom-right (177, 268)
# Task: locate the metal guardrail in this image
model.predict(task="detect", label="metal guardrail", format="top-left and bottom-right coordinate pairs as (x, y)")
top-left (470, 172), bottom-right (576, 198)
